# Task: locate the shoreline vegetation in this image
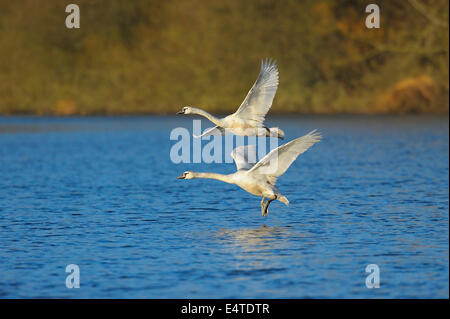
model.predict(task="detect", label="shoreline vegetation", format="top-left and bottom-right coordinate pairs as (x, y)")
top-left (0, 1), bottom-right (448, 116)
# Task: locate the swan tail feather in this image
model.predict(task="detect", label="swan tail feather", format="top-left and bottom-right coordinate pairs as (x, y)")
top-left (269, 127), bottom-right (285, 140)
top-left (277, 195), bottom-right (289, 206)
top-left (193, 126), bottom-right (225, 138)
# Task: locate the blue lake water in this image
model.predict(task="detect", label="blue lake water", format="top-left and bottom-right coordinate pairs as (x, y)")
top-left (0, 115), bottom-right (448, 298)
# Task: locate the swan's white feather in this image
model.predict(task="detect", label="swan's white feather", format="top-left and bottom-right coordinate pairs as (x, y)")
top-left (248, 130), bottom-right (321, 185)
top-left (231, 144), bottom-right (258, 171)
top-left (233, 58), bottom-right (279, 124)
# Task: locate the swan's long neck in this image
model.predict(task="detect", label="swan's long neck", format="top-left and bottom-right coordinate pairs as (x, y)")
top-left (191, 108), bottom-right (221, 126)
top-left (193, 172), bottom-right (233, 184)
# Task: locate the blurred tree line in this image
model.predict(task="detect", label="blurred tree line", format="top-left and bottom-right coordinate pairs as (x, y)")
top-left (0, 0), bottom-right (448, 115)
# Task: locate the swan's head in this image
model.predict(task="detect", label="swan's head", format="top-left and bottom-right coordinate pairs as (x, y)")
top-left (177, 106), bottom-right (193, 115)
top-left (176, 171), bottom-right (195, 180)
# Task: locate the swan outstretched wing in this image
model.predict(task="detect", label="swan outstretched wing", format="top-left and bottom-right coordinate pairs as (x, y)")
top-left (248, 130), bottom-right (321, 184)
top-left (231, 145), bottom-right (258, 171)
top-left (193, 126), bottom-right (225, 138)
top-left (233, 58), bottom-right (279, 124)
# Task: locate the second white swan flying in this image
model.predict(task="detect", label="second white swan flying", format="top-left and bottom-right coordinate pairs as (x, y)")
top-left (177, 58), bottom-right (285, 139)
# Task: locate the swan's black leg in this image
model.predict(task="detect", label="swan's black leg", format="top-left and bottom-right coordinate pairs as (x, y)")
top-left (260, 197), bottom-right (267, 216)
top-left (263, 195), bottom-right (277, 217)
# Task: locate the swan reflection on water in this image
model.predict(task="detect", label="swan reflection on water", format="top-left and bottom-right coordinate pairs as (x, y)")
top-left (215, 225), bottom-right (306, 253)
top-left (212, 225), bottom-right (315, 274)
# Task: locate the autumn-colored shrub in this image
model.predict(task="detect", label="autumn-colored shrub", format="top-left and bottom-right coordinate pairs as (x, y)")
top-left (376, 76), bottom-right (449, 114)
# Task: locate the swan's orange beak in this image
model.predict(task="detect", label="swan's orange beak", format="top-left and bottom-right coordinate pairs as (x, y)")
top-left (176, 174), bottom-right (185, 179)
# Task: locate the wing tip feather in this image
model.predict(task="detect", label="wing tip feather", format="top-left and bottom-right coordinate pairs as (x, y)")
top-left (302, 129), bottom-right (322, 142)
top-left (260, 57), bottom-right (278, 71)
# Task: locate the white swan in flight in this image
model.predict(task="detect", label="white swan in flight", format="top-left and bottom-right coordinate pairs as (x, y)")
top-left (177, 130), bottom-right (321, 216)
top-left (177, 58), bottom-right (285, 139)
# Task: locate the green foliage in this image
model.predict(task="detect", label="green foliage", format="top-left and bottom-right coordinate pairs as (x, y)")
top-left (0, 0), bottom-right (448, 115)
